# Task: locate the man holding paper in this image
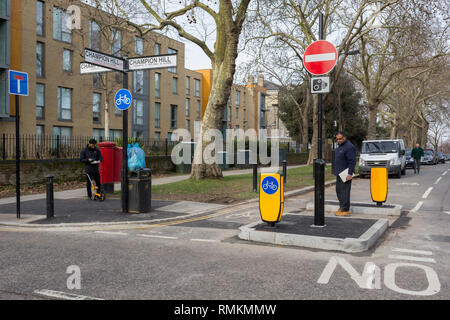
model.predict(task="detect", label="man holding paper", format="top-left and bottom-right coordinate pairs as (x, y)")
top-left (333, 132), bottom-right (356, 216)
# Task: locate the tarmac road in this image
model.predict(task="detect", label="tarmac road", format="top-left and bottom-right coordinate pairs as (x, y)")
top-left (0, 163), bottom-right (449, 300)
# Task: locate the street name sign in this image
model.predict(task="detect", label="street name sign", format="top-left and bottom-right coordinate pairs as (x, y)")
top-left (8, 70), bottom-right (29, 96)
top-left (303, 40), bottom-right (338, 75)
top-left (84, 48), bottom-right (124, 72)
top-left (128, 54), bottom-right (177, 71)
top-left (80, 62), bottom-right (112, 74)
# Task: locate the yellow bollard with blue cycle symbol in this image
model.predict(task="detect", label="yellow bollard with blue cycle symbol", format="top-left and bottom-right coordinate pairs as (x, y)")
top-left (259, 173), bottom-right (284, 226)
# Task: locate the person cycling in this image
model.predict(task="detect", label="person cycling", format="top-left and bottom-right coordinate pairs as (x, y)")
top-left (80, 138), bottom-right (103, 199)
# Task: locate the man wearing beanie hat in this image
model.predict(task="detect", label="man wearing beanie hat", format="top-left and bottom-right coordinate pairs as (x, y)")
top-left (80, 138), bottom-right (103, 199)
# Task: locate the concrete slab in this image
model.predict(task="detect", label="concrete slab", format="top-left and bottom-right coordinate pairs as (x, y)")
top-left (306, 200), bottom-right (402, 216)
top-left (238, 214), bottom-right (388, 253)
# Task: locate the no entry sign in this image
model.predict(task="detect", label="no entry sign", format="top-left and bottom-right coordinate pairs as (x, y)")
top-left (303, 40), bottom-right (338, 75)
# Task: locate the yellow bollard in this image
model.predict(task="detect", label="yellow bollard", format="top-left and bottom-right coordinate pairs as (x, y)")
top-left (370, 167), bottom-right (388, 206)
top-left (259, 173), bottom-right (284, 226)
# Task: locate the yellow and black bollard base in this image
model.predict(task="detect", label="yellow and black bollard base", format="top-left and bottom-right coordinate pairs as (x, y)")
top-left (259, 173), bottom-right (284, 226)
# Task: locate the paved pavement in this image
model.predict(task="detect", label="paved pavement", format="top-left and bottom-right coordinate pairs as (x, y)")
top-left (0, 162), bottom-right (448, 300)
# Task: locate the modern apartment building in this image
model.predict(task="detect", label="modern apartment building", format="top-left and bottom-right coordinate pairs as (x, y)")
top-left (0, 0), bottom-right (9, 118)
top-left (0, 0), bottom-right (203, 142)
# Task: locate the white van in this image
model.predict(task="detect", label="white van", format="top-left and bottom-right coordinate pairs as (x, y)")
top-left (359, 139), bottom-right (406, 178)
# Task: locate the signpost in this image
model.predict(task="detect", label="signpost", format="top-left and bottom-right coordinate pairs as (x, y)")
top-left (84, 48), bottom-right (124, 72)
top-left (128, 54), bottom-right (177, 71)
top-left (303, 16), bottom-right (338, 227)
top-left (8, 70), bottom-right (29, 219)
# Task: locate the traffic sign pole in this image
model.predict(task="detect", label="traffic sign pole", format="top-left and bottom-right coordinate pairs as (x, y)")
top-left (15, 95), bottom-right (20, 219)
top-left (122, 57), bottom-right (129, 214)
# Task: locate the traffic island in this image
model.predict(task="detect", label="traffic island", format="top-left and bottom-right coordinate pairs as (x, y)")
top-left (306, 200), bottom-right (402, 216)
top-left (238, 214), bottom-right (388, 253)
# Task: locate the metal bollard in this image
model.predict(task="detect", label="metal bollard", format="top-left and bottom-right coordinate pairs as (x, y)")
top-left (282, 160), bottom-right (287, 185)
top-left (46, 175), bottom-right (54, 219)
top-left (253, 163), bottom-right (258, 192)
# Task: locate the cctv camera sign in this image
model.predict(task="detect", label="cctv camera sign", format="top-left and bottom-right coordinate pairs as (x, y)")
top-left (303, 40), bottom-right (338, 75)
top-left (311, 77), bottom-right (330, 94)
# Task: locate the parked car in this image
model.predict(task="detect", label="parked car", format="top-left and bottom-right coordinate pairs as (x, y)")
top-left (436, 152), bottom-right (445, 164)
top-left (445, 154), bottom-right (450, 162)
top-left (422, 149), bottom-right (437, 165)
top-left (405, 149), bottom-right (414, 168)
top-left (359, 139), bottom-right (406, 178)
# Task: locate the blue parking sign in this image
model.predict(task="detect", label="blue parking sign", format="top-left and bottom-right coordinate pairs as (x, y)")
top-left (114, 89), bottom-right (132, 110)
top-left (8, 70), bottom-right (29, 96)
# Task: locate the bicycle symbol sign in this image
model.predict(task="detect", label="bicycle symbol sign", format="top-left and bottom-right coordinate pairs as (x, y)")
top-left (114, 89), bottom-right (132, 110)
top-left (262, 176), bottom-right (279, 195)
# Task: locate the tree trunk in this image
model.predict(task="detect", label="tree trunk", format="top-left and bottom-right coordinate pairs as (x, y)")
top-left (301, 88), bottom-right (310, 152)
top-left (367, 102), bottom-right (379, 139)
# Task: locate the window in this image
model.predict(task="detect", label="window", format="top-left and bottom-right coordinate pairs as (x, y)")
top-left (36, 83), bottom-right (45, 119)
top-left (63, 49), bottom-right (72, 72)
top-left (170, 105), bottom-right (177, 129)
top-left (36, 125), bottom-right (44, 136)
top-left (57, 87), bottom-right (72, 120)
top-left (135, 37), bottom-right (144, 55)
top-left (236, 90), bottom-right (241, 106)
top-left (167, 132), bottom-right (172, 141)
top-left (154, 132), bottom-right (160, 141)
top-left (36, 42), bottom-right (44, 78)
top-left (93, 128), bottom-right (105, 141)
top-left (89, 20), bottom-right (101, 50)
top-left (133, 100), bottom-right (144, 125)
top-left (93, 73), bottom-right (101, 89)
top-left (52, 126), bottom-right (71, 137)
top-left (155, 73), bottom-right (161, 98)
top-left (243, 109), bottom-right (246, 121)
top-left (115, 71), bottom-right (122, 84)
top-left (37, 1), bottom-right (44, 36)
top-left (112, 28), bottom-right (121, 56)
top-left (186, 76), bottom-right (190, 95)
top-left (133, 71), bottom-right (144, 94)
top-left (172, 77), bottom-right (178, 94)
top-left (186, 119), bottom-right (190, 130)
top-left (196, 100), bottom-right (201, 119)
top-left (53, 7), bottom-right (72, 43)
top-left (194, 79), bottom-right (200, 97)
top-left (235, 107), bottom-right (239, 119)
top-left (133, 130), bottom-right (143, 138)
top-left (155, 43), bottom-right (161, 55)
top-left (155, 102), bottom-right (160, 128)
top-left (93, 93), bottom-right (101, 123)
top-left (110, 129), bottom-right (122, 140)
top-left (168, 48), bottom-right (177, 73)
top-left (185, 98), bottom-right (190, 117)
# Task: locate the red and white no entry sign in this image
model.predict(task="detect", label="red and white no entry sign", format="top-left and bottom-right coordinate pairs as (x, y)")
top-left (303, 40), bottom-right (338, 75)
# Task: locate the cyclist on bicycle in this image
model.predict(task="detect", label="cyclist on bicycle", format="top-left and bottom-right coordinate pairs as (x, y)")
top-left (80, 138), bottom-right (103, 199)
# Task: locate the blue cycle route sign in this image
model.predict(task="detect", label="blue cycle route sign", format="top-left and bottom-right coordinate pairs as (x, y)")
top-left (115, 89), bottom-right (132, 110)
top-left (261, 176), bottom-right (279, 195)
top-left (8, 70), bottom-right (29, 96)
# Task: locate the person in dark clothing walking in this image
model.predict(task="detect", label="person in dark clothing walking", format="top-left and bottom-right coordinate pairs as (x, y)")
top-left (411, 143), bottom-right (424, 174)
top-left (333, 132), bottom-right (356, 216)
top-left (80, 139), bottom-right (103, 199)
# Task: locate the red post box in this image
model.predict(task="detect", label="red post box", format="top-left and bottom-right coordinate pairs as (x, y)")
top-left (98, 142), bottom-right (116, 194)
top-left (113, 146), bottom-right (123, 183)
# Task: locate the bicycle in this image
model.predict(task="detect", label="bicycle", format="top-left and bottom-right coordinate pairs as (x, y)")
top-left (115, 94), bottom-right (131, 107)
top-left (262, 180), bottom-right (278, 192)
top-left (86, 173), bottom-right (106, 201)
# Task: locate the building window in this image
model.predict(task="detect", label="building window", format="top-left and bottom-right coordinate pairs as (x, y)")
top-left (36, 125), bottom-right (44, 136)
top-left (194, 79), bottom-right (200, 97)
top-left (36, 83), bottom-right (45, 119)
top-left (133, 100), bottom-right (144, 125)
top-left (170, 105), bottom-right (177, 129)
top-left (243, 109), bottom-right (246, 121)
top-left (186, 119), bottom-right (190, 130)
top-left (52, 126), bottom-right (72, 137)
top-left (167, 132), bottom-right (172, 141)
top-left (172, 77), bottom-right (178, 94)
top-left (185, 98), bottom-right (190, 117)
top-left (236, 90), bottom-right (241, 106)
top-left (133, 70), bottom-right (144, 94)
top-left (235, 107), bottom-right (239, 119)
top-left (110, 129), bottom-right (122, 140)
top-left (89, 20), bottom-right (101, 51)
top-left (155, 43), bottom-right (161, 55)
top-left (228, 106), bottom-right (232, 122)
top-left (154, 132), bottom-right (160, 141)
top-left (53, 7), bottom-right (72, 43)
top-left (36, 1), bottom-right (44, 36)
top-left (93, 93), bottom-right (101, 123)
top-left (196, 100), bottom-right (201, 119)
top-left (63, 49), bottom-right (72, 72)
top-left (112, 28), bottom-right (121, 56)
top-left (57, 87), bottom-right (72, 121)
top-left (93, 73), bottom-right (101, 89)
top-left (135, 37), bottom-right (144, 55)
top-left (93, 128), bottom-right (105, 141)
top-left (155, 102), bottom-right (160, 128)
top-left (168, 48), bottom-right (177, 73)
top-left (155, 73), bottom-right (161, 99)
top-left (186, 76), bottom-right (190, 95)
top-left (115, 71), bottom-right (122, 84)
top-left (36, 42), bottom-right (44, 78)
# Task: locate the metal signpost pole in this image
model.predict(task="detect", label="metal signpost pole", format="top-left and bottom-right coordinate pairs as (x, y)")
top-left (15, 94), bottom-right (20, 219)
top-left (122, 57), bottom-right (129, 213)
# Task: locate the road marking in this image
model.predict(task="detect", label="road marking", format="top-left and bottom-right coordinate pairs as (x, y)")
top-left (94, 231), bottom-right (128, 236)
top-left (388, 254), bottom-right (436, 263)
top-left (396, 182), bottom-right (419, 186)
top-left (422, 187), bottom-right (433, 199)
top-left (34, 289), bottom-right (103, 300)
top-left (190, 238), bottom-right (220, 243)
top-left (443, 171), bottom-right (448, 176)
top-left (391, 248), bottom-right (433, 255)
top-left (138, 234), bottom-right (178, 240)
top-left (434, 177), bottom-right (442, 185)
top-left (410, 201), bottom-right (424, 213)
top-left (445, 212), bottom-right (450, 215)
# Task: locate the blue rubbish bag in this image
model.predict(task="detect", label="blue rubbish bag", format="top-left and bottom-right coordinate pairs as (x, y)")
top-left (127, 143), bottom-right (146, 171)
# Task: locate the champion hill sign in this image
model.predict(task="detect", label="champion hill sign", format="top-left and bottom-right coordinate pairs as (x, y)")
top-left (84, 48), bottom-right (124, 72)
top-left (128, 54), bottom-right (177, 71)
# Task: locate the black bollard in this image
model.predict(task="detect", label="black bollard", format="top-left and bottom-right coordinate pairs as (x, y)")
top-left (313, 159), bottom-right (326, 226)
top-left (46, 175), bottom-right (54, 219)
top-left (282, 160), bottom-right (287, 185)
top-left (253, 163), bottom-right (258, 192)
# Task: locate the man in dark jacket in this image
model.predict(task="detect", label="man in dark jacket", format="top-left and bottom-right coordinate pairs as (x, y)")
top-left (411, 143), bottom-right (424, 174)
top-left (80, 139), bottom-right (103, 198)
top-left (333, 132), bottom-right (356, 216)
